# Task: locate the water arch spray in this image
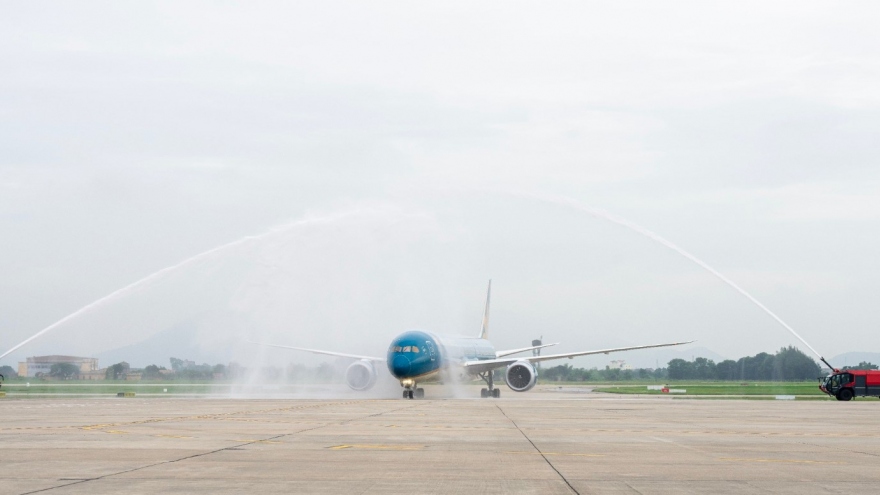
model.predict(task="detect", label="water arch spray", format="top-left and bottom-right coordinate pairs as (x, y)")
top-left (507, 190), bottom-right (831, 368)
top-left (2, 193), bottom-right (833, 369)
top-left (0, 209), bottom-right (394, 361)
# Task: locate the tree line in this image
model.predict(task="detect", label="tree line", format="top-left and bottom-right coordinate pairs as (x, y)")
top-left (541, 347), bottom-right (845, 382)
top-left (539, 364), bottom-right (666, 382)
top-left (670, 347), bottom-right (819, 381)
top-left (103, 359), bottom-right (342, 382)
top-left (4, 347), bottom-right (877, 382)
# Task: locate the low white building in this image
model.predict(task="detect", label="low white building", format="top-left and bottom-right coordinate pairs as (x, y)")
top-left (18, 355), bottom-right (99, 377)
top-left (607, 359), bottom-right (633, 371)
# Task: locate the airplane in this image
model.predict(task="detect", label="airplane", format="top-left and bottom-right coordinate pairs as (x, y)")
top-left (250, 281), bottom-right (693, 399)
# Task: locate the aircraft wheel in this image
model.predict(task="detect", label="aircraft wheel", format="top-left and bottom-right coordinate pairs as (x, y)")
top-left (415, 388), bottom-right (425, 399)
top-left (837, 389), bottom-right (854, 401)
top-left (492, 388), bottom-right (500, 398)
top-left (480, 388), bottom-right (488, 398)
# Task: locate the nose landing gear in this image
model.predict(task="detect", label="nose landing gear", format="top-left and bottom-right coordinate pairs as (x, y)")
top-left (402, 387), bottom-right (425, 399)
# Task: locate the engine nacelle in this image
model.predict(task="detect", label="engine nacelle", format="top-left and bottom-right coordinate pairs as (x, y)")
top-left (345, 360), bottom-right (378, 391)
top-left (505, 360), bottom-right (537, 392)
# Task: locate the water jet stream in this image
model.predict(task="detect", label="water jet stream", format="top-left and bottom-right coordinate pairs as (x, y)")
top-left (0, 210), bottom-right (371, 360)
top-left (509, 190), bottom-right (827, 364)
top-left (3, 193), bottom-right (829, 368)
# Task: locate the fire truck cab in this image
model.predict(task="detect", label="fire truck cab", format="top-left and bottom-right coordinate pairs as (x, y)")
top-left (819, 369), bottom-right (880, 401)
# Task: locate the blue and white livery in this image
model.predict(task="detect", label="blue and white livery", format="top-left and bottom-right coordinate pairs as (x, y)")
top-left (252, 282), bottom-right (692, 399)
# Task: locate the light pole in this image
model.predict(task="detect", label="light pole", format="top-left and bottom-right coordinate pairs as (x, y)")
top-left (532, 336), bottom-right (543, 370)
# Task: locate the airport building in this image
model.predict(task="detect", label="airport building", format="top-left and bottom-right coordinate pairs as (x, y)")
top-left (17, 355), bottom-right (99, 378)
top-left (607, 359), bottom-right (633, 371)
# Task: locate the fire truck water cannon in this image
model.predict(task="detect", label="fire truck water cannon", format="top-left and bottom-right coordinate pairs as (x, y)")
top-left (817, 357), bottom-right (880, 401)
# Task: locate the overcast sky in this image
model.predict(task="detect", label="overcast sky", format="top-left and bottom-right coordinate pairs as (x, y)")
top-left (2, 2), bottom-right (879, 370)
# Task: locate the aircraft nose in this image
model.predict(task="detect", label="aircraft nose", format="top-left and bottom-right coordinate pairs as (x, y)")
top-left (390, 354), bottom-right (411, 377)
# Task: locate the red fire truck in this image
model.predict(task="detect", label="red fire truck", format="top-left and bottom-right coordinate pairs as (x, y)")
top-left (819, 369), bottom-right (880, 401)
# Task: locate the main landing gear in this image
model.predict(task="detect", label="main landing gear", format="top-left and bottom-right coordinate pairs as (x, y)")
top-left (403, 388), bottom-right (425, 399)
top-left (478, 371), bottom-right (501, 399)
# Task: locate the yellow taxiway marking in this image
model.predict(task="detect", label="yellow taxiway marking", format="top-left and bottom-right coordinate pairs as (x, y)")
top-left (154, 434), bottom-right (193, 439)
top-left (719, 457), bottom-right (842, 464)
top-left (103, 430), bottom-right (127, 434)
top-left (505, 451), bottom-right (605, 457)
top-left (329, 444), bottom-right (424, 451)
top-left (80, 424), bottom-right (115, 431)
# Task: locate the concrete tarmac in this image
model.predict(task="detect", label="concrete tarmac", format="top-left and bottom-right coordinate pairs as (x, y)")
top-left (1, 387), bottom-right (878, 494)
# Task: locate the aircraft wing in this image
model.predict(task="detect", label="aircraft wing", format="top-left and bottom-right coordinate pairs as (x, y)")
top-left (248, 340), bottom-right (385, 362)
top-left (495, 342), bottom-right (559, 358)
top-left (462, 340), bottom-right (694, 375)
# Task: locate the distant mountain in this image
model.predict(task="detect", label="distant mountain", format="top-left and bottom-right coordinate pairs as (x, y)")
top-left (96, 323), bottom-right (232, 369)
top-left (829, 352), bottom-right (880, 368)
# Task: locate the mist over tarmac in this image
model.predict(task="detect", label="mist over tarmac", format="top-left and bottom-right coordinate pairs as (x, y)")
top-left (2, 3), bottom-right (879, 374)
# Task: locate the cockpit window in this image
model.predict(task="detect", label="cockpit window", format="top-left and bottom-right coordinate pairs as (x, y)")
top-left (390, 345), bottom-right (422, 353)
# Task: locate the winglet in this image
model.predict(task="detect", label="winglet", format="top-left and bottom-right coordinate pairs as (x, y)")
top-left (479, 280), bottom-right (491, 340)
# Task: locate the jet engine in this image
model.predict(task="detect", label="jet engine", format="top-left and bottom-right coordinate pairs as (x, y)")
top-left (345, 360), bottom-right (378, 391)
top-left (505, 360), bottom-right (537, 392)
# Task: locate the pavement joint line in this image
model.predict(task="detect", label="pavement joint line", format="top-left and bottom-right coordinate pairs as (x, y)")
top-left (504, 451), bottom-right (605, 457)
top-left (650, 436), bottom-right (710, 456)
top-left (18, 431), bottom-right (297, 495)
top-left (70, 400), bottom-right (363, 432)
top-left (328, 444), bottom-right (425, 450)
top-left (719, 457), bottom-right (842, 464)
top-left (343, 422), bottom-right (880, 438)
top-left (232, 439), bottom-right (283, 444)
top-left (16, 399), bottom-right (427, 495)
top-left (495, 403), bottom-right (580, 495)
top-left (793, 440), bottom-right (880, 459)
top-left (652, 435), bottom-right (842, 466)
top-left (624, 481), bottom-right (645, 494)
top-left (1, 402), bottom-right (358, 432)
